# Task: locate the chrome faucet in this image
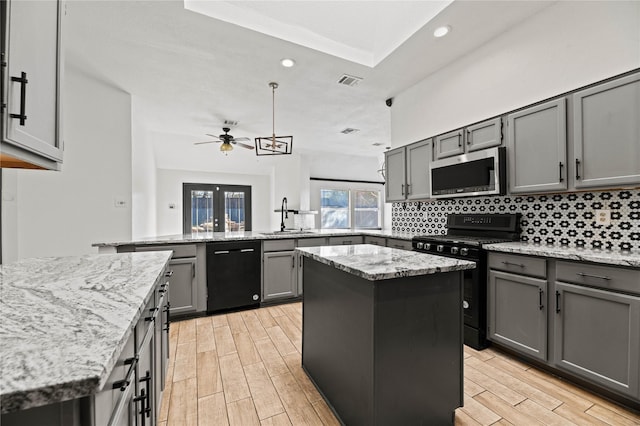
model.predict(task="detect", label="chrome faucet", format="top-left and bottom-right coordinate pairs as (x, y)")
top-left (280, 197), bottom-right (288, 231)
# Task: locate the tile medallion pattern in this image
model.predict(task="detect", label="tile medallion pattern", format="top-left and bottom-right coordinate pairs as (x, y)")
top-left (392, 189), bottom-right (640, 251)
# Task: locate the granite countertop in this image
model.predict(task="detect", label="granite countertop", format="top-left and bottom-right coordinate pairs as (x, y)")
top-left (484, 242), bottom-right (640, 268)
top-left (92, 229), bottom-right (416, 248)
top-left (0, 251), bottom-right (172, 413)
top-left (296, 244), bottom-right (476, 281)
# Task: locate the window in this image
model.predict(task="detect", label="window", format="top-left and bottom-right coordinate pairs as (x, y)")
top-left (183, 183), bottom-right (252, 233)
top-left (319, 188), bottom-right (381, 230)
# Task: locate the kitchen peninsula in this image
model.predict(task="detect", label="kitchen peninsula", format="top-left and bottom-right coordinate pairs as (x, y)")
top-left (297, 244), bottom-right (476, 425)
top-left (0, 251), bottom-right (172, 426)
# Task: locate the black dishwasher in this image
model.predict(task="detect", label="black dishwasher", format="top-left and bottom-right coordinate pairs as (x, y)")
top-left (206, 240), bottom-right (261, 313)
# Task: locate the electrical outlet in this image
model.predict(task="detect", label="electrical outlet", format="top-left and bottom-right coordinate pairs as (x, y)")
top-left (168, 203), bottom-right (176, 209)
top-left (595, 209), bottom-right (611, 226)
top-left (114, 199), bottom-right (127, 208)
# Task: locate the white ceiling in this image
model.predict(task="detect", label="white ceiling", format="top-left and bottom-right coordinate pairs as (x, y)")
top-left (65, 0), bottom-right (553, 173)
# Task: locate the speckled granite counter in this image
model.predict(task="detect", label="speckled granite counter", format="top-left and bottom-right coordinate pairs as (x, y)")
top-left (296, 244), bottom-right (476, 281)
top-left (484, 242), bottom-right (640, 268)
top-left (93, 229), bottom-right (415, 248)
top-left (0, 251), bottom-right (172, 413)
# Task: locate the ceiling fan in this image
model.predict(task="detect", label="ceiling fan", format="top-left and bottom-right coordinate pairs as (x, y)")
top-left (194, 127), bottom-right (253, 153)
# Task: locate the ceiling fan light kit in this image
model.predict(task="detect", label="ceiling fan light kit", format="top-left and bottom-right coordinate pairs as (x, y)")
top-left (255, 82), bottom-right (293, 156)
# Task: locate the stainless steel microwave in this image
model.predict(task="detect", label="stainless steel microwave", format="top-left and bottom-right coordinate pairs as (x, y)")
top-left (429, 147), bottom-right (506, 199)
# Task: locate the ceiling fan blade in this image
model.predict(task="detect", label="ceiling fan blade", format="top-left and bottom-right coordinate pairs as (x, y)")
top-left (205, 134), bottom-right (222, 139)
top-left (233, 137), bottom-right (251, 142)
top-left (194, 140), bottom-right (220, 145)
top-left (234, 142), bottom-right (255, 150)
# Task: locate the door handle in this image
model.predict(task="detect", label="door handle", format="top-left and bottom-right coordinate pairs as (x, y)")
top-left (192, 263), bottom-right (195, 278)
top-left (538, 288), bottom-right (544, 310)
top-left (466, 129), bottom-right (471, 145)
top-left (10, 72), bottom-right (28, 125)
top-left (555, 291), bottom-right (561, 313)
top-left (575, 158), bottom-right (581, 180)
top-left (292, 256), bottom-right (295, 268)
top-left (457, 132), bottom-right (462, 147)
top-left (401, 184), bottom-right (405, 195)
top-left (406, 183), bottom-right (411, 194)
top-left (558, 162), bottom-right (564, 182)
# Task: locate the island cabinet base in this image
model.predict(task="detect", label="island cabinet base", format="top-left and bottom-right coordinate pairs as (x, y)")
top-left (302, 259), bottom-right (464, 426)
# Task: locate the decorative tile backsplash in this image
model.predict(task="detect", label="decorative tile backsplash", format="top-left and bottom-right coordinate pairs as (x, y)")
top-left (391, 189), bottom-right (640, 251)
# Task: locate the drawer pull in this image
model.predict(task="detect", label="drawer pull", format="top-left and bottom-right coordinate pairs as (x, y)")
top-left (502, 261), bottom-right (525, 268)
top-left (240, 248), bottom-right (255, 253)
top-left (576, 272), bottom-right (611, 281)
top-left (214, 250), bottom-right (230, 255)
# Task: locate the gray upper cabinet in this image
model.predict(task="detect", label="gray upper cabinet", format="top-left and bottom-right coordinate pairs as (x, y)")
top-left (466, 117), bottom-right (502, 152)
top-left (384, 139), bottom-right (431, 202)
top-left (384, 147), bottom-right (406, 202)
top-left (1, 0), bottom-right (63, 170)
top-left (573, 73), bottom-right (640, 189)
top-left (434, 129), bottom-right (464, 159)
top-left (405, 139), bottom-right (431, 200)
top-left (435, 118), bottom-right (502, 160)
top-left (554, 282), bottom-right (640, 398)
top-left (507, 98), bottom-right (567, 194)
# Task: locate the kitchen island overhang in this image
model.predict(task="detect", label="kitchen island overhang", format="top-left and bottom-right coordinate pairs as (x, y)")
top-left (297, 244), bottom-right (476, 425)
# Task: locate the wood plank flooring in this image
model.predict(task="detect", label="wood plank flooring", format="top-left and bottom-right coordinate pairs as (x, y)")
top-left (159, 302), bottom-right (640, 425)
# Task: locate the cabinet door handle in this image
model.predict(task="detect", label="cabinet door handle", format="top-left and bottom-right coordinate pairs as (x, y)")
top-left (10, 72), bottom-right (28, 125)
top-left (501, 261), bottom-right (525, 268)
top-left (538, 288), bottom-right (544, 310)
top-left (576, 272), bottom-right (611, 281)
top-left (401, 184), bottom-right (405, 195)
top-left (406, 183), bottom-right (411, 194)
top-left (558, 162), bottom-right (564, 182)
top-left (466, 129), bottom-right (471, 145)
top-left (575, 158), bottom-right (581, 180)
top-left (555, 291), bottom-right (561, 313)
top-left (133, 389), bottom-right (147, 426)
top-left (165, 270), bottom-right (174, 277)
top-left (113, 355), bottom-right (138, 391)
top-left (458, 132), bottom-right (462, 147)
top-left (292, 256), bottom-right (295, 268)
top-left (192, 263), bottom-right (195, 278)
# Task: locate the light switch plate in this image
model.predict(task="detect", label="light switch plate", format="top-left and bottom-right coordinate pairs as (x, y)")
top-left (595, 209), bottom-right (611, 226)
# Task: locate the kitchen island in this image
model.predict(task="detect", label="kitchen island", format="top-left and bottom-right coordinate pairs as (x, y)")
top-left (0, 251), bottom-right (172, 425)
top-left (297, 244), bottom-right (476, 425)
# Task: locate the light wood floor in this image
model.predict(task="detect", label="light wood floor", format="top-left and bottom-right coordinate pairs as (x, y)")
top-left (159, 302), bottom-right (640, 425)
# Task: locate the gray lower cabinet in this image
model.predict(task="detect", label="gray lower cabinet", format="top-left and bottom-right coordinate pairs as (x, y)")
top-left (386, 238), bottom-right (412, 250)
top-left (328, 235), bottom-right (363, 245)
top-left (507, 98), bottom-right (567, 194)
top-left (166, 257), bottom-right (197, 315)
top-left (573, 72), bottom-right (640, 189)
top-left (296, 237), bottom-right (328, 296)
top-left (263, 251), bottom-right (297, 301)
top-left (363, 236), bottom-right (386, 246)
top-left (488, 270), bottom-right (548, 361)
top-left (553, 282), bottom-right (640, 399)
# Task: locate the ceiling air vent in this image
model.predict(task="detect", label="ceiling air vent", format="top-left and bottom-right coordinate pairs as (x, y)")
top-left (337, 74), bottom-right (363, 87)
top-left (341, 128), bottom-right (360, 135)
top-left (223, 119), bottom-right (238, 126)
top-left (372, 142), bottom-right (384, 146)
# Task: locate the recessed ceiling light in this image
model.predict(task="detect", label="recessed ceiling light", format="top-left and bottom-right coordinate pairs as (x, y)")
top-left (433, 25), bottom-right (451, 38)
top-left (281, 58), bottom-right (296, 68)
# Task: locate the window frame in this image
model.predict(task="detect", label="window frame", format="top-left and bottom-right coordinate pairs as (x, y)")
top-left (313, 180), bottom-right (383, 230)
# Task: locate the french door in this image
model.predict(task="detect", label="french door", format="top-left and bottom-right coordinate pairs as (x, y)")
top-left (183, 183), bottom-right (252, 233)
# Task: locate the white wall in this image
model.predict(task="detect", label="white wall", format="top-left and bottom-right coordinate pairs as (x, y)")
top-left (391, 1), bottom-right (640, 147)
top-left (155, 168), bottom-right (271, 235)
top-left (131, 97), bottom-right (157, 239)
top-left (2, 66), bottom-right (133, 260)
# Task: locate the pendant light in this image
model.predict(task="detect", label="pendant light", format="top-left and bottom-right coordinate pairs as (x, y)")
top-left (255, 82), bottom-right (293, 156)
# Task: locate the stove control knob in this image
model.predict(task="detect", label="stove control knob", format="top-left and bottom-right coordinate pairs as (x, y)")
top-left (424, 243), bottom-right (431, 250)
top-left (437, 245), bottom-right (444, 253)
top-left (460, 248), bottom-right (469, 256)
top-left (417, 242), bottom-right (424, 249)
top-left (451, 246), bottom-right (459, 255)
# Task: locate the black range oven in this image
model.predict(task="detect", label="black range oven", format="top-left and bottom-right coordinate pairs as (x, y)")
top-left (412, 213), bottom-right (521, 350)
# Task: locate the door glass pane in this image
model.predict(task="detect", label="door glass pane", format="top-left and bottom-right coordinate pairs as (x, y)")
top-left (321, 189), bottom-right (349, 229)
top-left (191, 190), bottom-right (214, 232)
top-left (354, 190), bottom-right (380, 229)
top-left (224, 192), bottom-right (245, 232)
